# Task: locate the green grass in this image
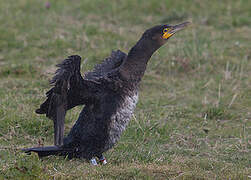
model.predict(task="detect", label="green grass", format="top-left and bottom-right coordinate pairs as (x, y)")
top-left (0, 0), bottom-right (251, 179)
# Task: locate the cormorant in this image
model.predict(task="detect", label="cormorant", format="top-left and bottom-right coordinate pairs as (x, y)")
top-left (24, 22), bottom-right (190, 165)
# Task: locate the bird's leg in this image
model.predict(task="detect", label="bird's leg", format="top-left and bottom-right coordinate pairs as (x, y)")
top-left (90, 158), bottom-right (98, 166)
top-left (97, 154), bottom-right (107, 165)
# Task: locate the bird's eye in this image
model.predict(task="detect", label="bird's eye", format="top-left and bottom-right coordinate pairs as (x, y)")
top-left (163, 28), bottom-right (168, 33)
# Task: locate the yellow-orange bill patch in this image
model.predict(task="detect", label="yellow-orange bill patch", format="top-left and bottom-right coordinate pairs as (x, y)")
top-left (162, 32), bottom-right (173, 39)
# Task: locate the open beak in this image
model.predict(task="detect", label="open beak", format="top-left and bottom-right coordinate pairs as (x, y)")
top-left (169, 21), bottom-right (190, 34)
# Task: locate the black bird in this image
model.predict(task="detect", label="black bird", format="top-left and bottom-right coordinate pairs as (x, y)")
top-left (24, 22), bottom-right (190, 165)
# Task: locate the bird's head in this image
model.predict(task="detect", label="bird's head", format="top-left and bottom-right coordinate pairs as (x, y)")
top-left (121, 21), bottom-right (190, 80)
top-left (141, 21), bottom-right (190, 49)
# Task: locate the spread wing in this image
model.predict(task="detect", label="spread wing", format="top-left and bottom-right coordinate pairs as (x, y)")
top-left (35, 50), bottom-right (126, 145)
top-left (36, 55), bottom-right (99, 118)
top-left (84, 50), bottom-right (127, 80)
top-left (35, 55), bottom-right (100, 145)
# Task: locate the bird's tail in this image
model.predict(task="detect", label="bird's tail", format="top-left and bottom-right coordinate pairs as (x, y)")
top-left (22, 146), bottom-right (72, 158)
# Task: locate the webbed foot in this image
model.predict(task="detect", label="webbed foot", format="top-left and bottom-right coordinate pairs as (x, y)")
top-left (90, 158), bottom-right (98, 166)
top-left (97, 155), bottom-right (107, 165)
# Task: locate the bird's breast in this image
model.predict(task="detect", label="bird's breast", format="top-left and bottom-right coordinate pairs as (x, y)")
top-left (105, 90), bottom-right (138, 150)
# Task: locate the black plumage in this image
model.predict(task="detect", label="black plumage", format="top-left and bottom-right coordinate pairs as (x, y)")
top-left (23, 22), bottom-right (190, 163)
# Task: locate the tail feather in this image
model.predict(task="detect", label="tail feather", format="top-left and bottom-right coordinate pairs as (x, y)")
top-left (22, 146), bottom-right (72, 158)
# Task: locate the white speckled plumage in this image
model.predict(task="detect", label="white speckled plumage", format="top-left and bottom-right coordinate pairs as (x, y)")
top-left (105, 91), bottom-right (138, 150)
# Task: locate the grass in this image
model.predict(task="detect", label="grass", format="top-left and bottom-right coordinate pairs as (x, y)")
top-left (0, 0), bottom-right (250, 179)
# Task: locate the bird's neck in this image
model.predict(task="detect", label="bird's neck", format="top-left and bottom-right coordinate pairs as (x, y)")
top-left (119, 38), bottom-right (159, 82)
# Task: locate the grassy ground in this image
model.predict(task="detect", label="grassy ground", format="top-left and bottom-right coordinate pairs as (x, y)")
top-left (0, 0), bottom-right (250, 179)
